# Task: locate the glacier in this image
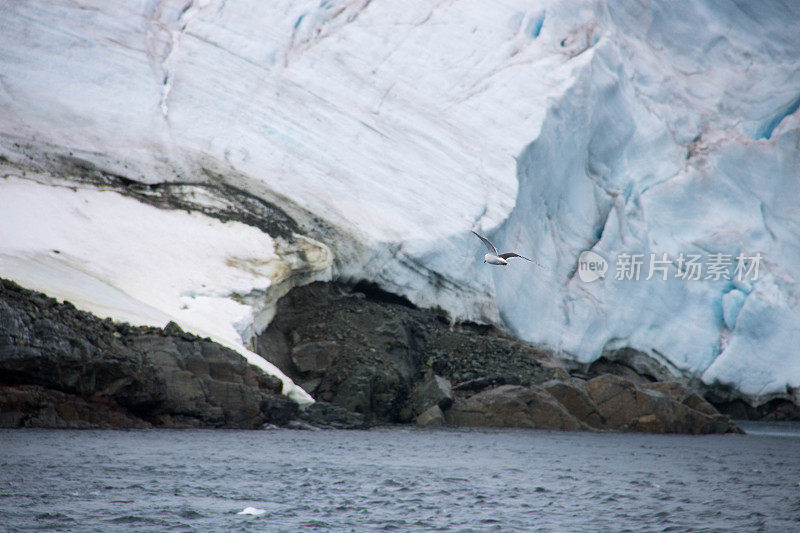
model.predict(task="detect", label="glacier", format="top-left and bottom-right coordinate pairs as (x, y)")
top-left (0, 0), bottom-right (798, 408)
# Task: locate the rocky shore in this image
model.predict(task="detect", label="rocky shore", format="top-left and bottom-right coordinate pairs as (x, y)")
top-left (0, 278), bottom-right (770, 432)
top-left (257, 282), bottom-right (743, 434)
top-left (0, 279), bottom-right (297, 428)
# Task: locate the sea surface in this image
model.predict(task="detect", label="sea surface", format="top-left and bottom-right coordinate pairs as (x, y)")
top-left (2, 422), bottom-right (799, 532)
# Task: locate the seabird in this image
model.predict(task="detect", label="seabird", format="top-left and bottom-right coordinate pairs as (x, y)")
top-left (471, 230), bottom-right (532, 266)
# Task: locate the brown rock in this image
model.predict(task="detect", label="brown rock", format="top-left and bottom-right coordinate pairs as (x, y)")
top-left (682, 393), bottom-right (720, 416)
top-left (543, 378), bottom-right (605, 428)
top-left (630, 413), bottom-right (665, 433)
top-left (640, 381), bottom-right (726, 417)
top-left (445, 385), bottom-right (590, 431)
top-left (588, 374), bottom-right (673, 431)
top-left (587, 374), bottom-right (740, 434)
top-left (640, 381), bottom-right (690, 400)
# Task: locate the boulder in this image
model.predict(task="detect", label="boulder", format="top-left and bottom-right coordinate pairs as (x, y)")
top-left (640, 381), bottom-right (720, 416)
top-left (290, 341), bottom-right (338, 375)
top-left (587, 374), bottom-right (740, 434)
top-left (415, 405), bottom-right (444, 426)
top-left (681, 393), bottom-right (718, 416)
top-left (587, 347), bottom-right (678, 383)
top-left (296, 401), bottom-right (369, 429)
top-left (412, 374), bottom-right (453, 414)
top-left (445, 385), bottom-right (590, 431)
top-left (452, 374), bottom-right (522, 393)
top-left (542, 378), bottom-right (605, 428)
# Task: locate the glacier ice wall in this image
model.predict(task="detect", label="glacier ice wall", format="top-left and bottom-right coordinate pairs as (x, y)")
top-left (0, 0), bottom-right (798, 405)
top-left (492, 0), bottom-right (800, 402)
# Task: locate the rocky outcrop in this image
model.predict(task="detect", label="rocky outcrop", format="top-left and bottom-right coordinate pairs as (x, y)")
top-left (294, 401), bottom-right (368, 430)
top-left (257, 282), bottom-right (568, 424)
top-left (0, 385), bottom-right (149, 429)
top-left (710, 397), bottom-right (800, 422)
top-left (258, 282), bottom-right (742, 434)
top-left (439, 376), bottom-right (741, 434)
top-left (0, 279), bottom-right (297, 428)
top-left (411, 374), bottom-right (453, 414)
top-left (445, 385), bottom-right (589, 431)
top-left (543, 379), bottom-right (605, 429)
top-left (586, 375), bottom-right (742, 434)
top-left (0, 277), bottom-right (747, 433)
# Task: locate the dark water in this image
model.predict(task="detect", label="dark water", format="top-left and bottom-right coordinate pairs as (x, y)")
top-left (2, 423), bottom-right (799, 532)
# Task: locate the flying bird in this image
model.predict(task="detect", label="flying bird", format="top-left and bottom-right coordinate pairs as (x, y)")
top-left (471, 231), bottom-right (532, 266)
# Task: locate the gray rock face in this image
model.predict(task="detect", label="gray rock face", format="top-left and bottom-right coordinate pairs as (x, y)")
top-left (0, 279), bottom-right (297, 428)
top-left (577, 349), bottom-right (778, 424)
top-left (2, 277), bottom-right (745, 434)
top-left (296, 401), bottom-right (368, 429)
top-left (257, 282), bottom-right (567, 423)
top-left (415, 405), bottom-right (444, 426)
top-left (708, 395), bottom-right (800, 421)
top-left (291, 341), bottom-right (338, 375)
top-left (443, 376), bottom-right (741, 434)
top-left (0, 385), bottom-right (149, 429)
top-left (412, 374), bottom-right (453, 415)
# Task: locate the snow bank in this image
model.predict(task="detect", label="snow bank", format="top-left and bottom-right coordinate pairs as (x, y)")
top-left (0, 172), bottom-right (318, 404)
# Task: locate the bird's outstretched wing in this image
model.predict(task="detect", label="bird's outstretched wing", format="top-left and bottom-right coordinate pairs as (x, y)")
top-left (499, 252), bottom-right (531, 261)
top-left (504, 253), bottom-right (550, 271)
top-left (471, 231), bottom-right (497, 255)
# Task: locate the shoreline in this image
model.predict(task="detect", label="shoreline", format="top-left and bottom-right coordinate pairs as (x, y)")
top-left (3, 277), bottom-right (789, 433)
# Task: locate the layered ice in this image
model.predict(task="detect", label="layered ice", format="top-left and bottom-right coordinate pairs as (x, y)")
top-left (0, 0), bottom-right (798, 405)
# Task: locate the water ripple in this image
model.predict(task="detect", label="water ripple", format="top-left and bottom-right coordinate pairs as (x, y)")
top-left (1, 424), bottom-right (799, 531)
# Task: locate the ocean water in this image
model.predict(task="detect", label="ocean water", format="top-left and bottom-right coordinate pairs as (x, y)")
top-left (1, 424), bottom-right (799, 532)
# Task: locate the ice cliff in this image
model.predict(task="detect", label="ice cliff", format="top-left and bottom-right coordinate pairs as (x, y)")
top-left (0, 0), bottom-right (798, 407)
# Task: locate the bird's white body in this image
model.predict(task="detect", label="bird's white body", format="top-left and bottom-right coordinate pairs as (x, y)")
top-left (472, 231), bottom-right (538, 267)
top-left (484, 253), bottom-right (508, 266)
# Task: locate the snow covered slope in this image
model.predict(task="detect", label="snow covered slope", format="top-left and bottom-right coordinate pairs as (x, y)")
top-left (0, 170), bottom-right (323, 404)
top-left (0, 0), bottom-right (798, 406)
